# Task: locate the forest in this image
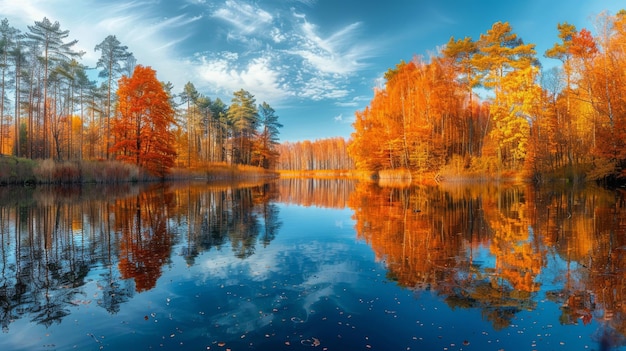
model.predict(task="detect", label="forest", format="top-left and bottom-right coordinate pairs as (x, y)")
top-left (277, 137), bottom-right (354, 172)
top-left (348, 10), bottom-right (626, 184)
top-left (0, 17), bottom-right (283, 178)
top-left (1, 11), bottom-right (626, 183)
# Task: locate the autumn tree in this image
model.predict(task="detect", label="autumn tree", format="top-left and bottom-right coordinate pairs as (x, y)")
top-left (0, 19), bottom-right (20, 155)
top-left (110, 65), bottom-right (177, 177)
top-left (545, 23), bottom-right (578, 169)
top-left (473, 21), bottom-right (539, 169)
top-left (442, 36), bottom-right (481, 156)
top-left (349, 57), bottom-right (468, 175)
top-left (590, 11), bottom-right (626, 175)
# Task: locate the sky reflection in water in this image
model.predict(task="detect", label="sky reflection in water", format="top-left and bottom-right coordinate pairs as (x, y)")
top-left (0, 181), bottom-right (624, 350)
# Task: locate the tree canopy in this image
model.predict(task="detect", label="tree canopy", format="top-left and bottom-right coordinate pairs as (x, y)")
top-left (110, 65), bottom-right (177, 177)
top-left (0, 16), bottom-right (282, 176)
top-left (349, 11), bottom-right (626, 183)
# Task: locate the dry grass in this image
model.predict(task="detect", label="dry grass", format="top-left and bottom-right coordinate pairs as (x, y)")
top-left (0, 158), bottom-right (280, 185)
top-left (33, 159), bottom-right (145, 184)
top-left (198, 162), bottom-right (277, 181)
top-left (80, 160), bottom-right (144, 183)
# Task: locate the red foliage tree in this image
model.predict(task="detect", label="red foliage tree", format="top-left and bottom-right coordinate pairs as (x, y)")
top-left (110, 65), bottom-right (177, 177)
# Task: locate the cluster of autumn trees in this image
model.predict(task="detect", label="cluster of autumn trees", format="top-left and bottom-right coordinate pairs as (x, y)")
top-left (0, 17), bottom-right (282, 176)
top-left (277, 137), bottom-right (353, 171)
top-left (349, 10), bottom-right (626, 182)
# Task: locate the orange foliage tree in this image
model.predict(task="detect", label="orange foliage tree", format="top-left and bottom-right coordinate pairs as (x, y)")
top-left (110, 65), bottom-right (177, 177)
top-left (349, 57), bottom-right (483, 175)
top-left (472, 22), bottom-right (538, 169)
top-left (350, 13), bottom-right (626, 182)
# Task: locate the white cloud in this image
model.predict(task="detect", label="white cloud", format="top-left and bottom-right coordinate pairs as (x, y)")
top-left (335, 95), bottom-right (371, 107)
top-left (334, 114), bottom-right (343, 121)
top-left (291, 19), bottom-right (372, 76)
top-left (270, 27), bottom-right (286, 43)
top-left (298, 76), bottom-right (350, 101)
top-left (212, 0), bottom-right (274, 35)
top-left (0, 0), bottom-right (47, 26)
top-left (292, 0), bottom-right (317, 6)
top-left (196, 52), bottom-right (291, 102)
top-left (3, 0), bottom-right (379, 114)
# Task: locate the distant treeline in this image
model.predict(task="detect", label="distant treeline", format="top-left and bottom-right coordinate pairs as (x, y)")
top-left (277, 137), bottom-right (354, 171)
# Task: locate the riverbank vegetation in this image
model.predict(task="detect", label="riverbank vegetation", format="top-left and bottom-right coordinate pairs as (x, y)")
top-left (348, 10), bottom-right (626, 185)
top-left (2, 11), bottom-right (625, 186)
top-left (0, 156), bottom-right (274, 185)
top-left (0, 17), bottom-right (283, 181)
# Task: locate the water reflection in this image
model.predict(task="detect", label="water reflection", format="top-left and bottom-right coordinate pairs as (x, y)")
top-left (1, 180), bottom-right (626, 349)
top-left (348, 182), bottom-right (626, 345)
top-left (277, 178), bottom-right (355, 208)
top-left (0, 182), bottom-right (280, 331)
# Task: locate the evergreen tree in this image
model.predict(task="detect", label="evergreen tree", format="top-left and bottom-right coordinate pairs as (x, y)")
top-left (27, 17), bottom-right (83, 158)
top-left (228, 89), bottom-right (258, 164)
top-left (255, 102), bottom-right (282, 168)
top-left (95, 35), bottom-right (132, 159)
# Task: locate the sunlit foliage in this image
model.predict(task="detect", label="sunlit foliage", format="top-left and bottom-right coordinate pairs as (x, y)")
top-left (350, 11), bottom-right (626, 183)
top-left (110, 65), bottom-right (177, 177)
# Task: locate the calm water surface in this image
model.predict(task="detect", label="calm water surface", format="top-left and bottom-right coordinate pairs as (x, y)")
top-left (0, 179), bottom-right (625, 350)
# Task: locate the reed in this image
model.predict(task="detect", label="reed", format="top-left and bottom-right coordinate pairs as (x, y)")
top-left (200, 162), bottom-right (278, 181)
top-left (32, 160), bottom-right (145, 184)
top-left (1, 158), bottom-right (279, 185)
top-left (79, 160), bottom-right (144, 183)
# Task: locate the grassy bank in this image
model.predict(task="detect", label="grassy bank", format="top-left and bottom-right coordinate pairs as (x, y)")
top-left (0, 156), bottom-right (38, 185)
top-left (0, 157), bottom-right (277, 185)
top-left (169, 162), bottom-right (278, 181)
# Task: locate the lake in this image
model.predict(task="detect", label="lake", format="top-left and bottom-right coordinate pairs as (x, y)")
top-left (0, 179), bottom-right (625, 350)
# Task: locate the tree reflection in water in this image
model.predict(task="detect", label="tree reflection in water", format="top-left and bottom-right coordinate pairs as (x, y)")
top-left (1, 179), bottom-right (626, 349)
top-left (348, 182), bottom-right (626, 344)
top-left (0, 181), bottom-right (280, 331)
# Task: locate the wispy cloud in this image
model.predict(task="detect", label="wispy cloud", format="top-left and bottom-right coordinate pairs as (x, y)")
top-left (194, 0), bottom-right (377, 104)
top-left (335, 95), bottom-right (371, 107)
top-left (4, 0), bottom-right (378, 112)
top-left (196, 51), bottom-right (291, 103)
top-left (291, 19), bottom-right (372, 75)
top-left (298, 76), bottom-right (350, 101)
top-left (212, 0), bottom-right (273, 35)
top-left (0, 0), bottom-right (47, 25)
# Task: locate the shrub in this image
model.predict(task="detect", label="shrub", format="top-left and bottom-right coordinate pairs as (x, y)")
top-left (33, 159), bottom-right (56, 183)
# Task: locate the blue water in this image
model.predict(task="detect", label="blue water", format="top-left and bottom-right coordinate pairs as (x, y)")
top-left (0, 184), bottom-right (621, 351)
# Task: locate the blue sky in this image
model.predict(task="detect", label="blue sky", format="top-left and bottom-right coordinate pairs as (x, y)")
top-left (0, 0), bottom-right (623, 142)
